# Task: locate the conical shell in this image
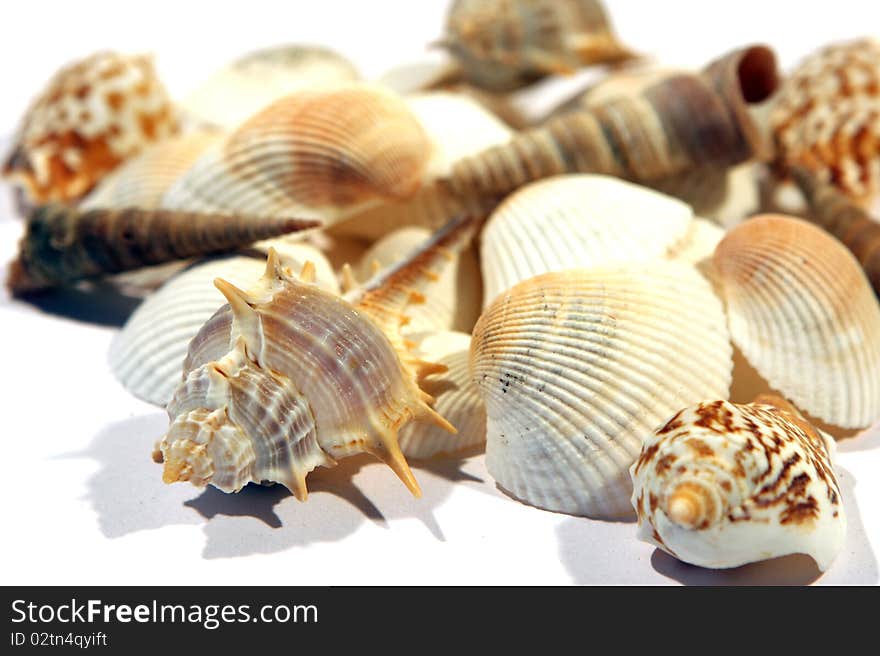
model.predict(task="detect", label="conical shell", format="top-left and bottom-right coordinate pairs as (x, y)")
top-left (440, 0), bottom-right (636, 93)
top-left (443, 46), bottom-right (778, 213)
top-left (328, 91), bottom-right (513, 240)
top-left (5, 204), bottom-right (319, 294)
top-left (479, 174), bottom-right (694, 306)
top-left (160, 84), bottom-right (431, 227)
top-left (470, 261), bottom-right (733, 518)
top-left (713, 214), bottom-right (880, 428)
top-left (109, 245), bottom-right (338, 407)
top-left (158, 214), bottom-right (479, 498)
top-left (631, 397), bottom-right (845, 571)
top-left (355, 226), bottom-right (481, 334)
top-left (181, 44), bottom-right (360, 129)
top-left (80, 131), bottom-right (223, 210)
top-left (398, 331), bottom-right (486, 459)
top-left (770, 38), bottom-right (880, 204)
top-left (2, 51), bottom-right (179, 204)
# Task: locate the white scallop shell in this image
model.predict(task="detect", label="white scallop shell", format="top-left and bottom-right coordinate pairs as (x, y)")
top-left (479, 174), bottom-right (694, 307)
top-left (631, 398), bottom-right (846, 571)
top-left (470, 261), bottom-right (733, 518)
top-left (109, 245), bottom-right (337, 407)
top-left (398, 331), bottom-right (486, 459)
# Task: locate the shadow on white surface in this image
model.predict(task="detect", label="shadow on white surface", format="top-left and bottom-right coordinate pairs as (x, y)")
top-left (65, 413), bottom-right (489, 559)
top-left (9, 282), bottom-right (143, 327)
top-left (837, 424), bottom-right (880, 453)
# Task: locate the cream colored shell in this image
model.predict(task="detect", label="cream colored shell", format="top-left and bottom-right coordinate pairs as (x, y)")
top-left (470, 261), bottom-right (733, 518)
top-left (714, 214), bottom-right (880, 428)
top-left (631, 399), bottom-right (845, 571)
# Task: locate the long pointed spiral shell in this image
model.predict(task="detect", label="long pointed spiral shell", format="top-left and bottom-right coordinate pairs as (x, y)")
top-left (6, 204), bottom-right (319, 294)
top-left (631, 398), bottom-right (845, 571)
top-left (160, 85), bottom-right (431, 227)
top-left (470, 261), bottom-right (733, 518)
top-left (441, 45), bottom-right (778, 212)
top-left (439, 0), bottom-right (635, 92)
top-left (159, 215), bottom-right (479, 498)
top-left (2, 51), bottom-right (179, 205)
top-left (713, 213), bottom-right (880, 428)
top-left (792, 165), bottom-right (880, 295)
top-left (479, 174), bottom-right (694, 306)
top-left (770, 38), bottom-right (880, 204)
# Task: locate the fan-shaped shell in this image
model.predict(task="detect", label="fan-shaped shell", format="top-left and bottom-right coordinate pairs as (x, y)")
top-left (2, 51), bottom-right (179, 204)
top-left (181, 45), bottom-right (360, 129)
top-left (398, 331), bottom-right (486, 459)
top-left (771, 38), bottom-right (880, 204)
top-left (470, 261), bottom-right (733, 518)
top-left (355, 226), bottom-right (481, 334)
top-left (713, 213), bottom-right (880, 428)
top-left (631, 397), bottom-right (845, 570)
top-left (479, 175), bottom-right (694, 307)
top-left (160, 84), bottom-right (431, 227)
top-left (80, 131), bottom-right (222, 210)
top-left (109, 245), bottom-right (338, 407)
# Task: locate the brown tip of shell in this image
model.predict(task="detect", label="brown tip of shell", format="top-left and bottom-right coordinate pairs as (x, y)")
top-left (5, 257), bottom-right (43, 296)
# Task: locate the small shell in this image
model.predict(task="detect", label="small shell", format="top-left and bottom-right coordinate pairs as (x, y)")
top-left (443, 46), bottom-right (778, 213)
top-left (771, 38), bottom-right (880, 204)
top-left (80, 131), bottom-right (222, 210)
top-left (440, 0), bottom-right (635, 92)
top-left (713, 213), bottom-right (880, 428)
top-left (6, 204), bottom-right (318, 295)
top-left (157, 214), bottom-right (480, 498)
top-left (160, 84), bottom-right (431, 227)
top-left (354, 226), bottom-right (481, 334)
top-left (398, 331), bottom-right (486, 459)
top-left (470, 261), bottom-right (733, 518)
top-left (181, 45), bottom-right (360, 129)
top-left (109, 245), bottom-right (339, 407)
top-left (479, 174), bottom-right (694, 306)
top-left (631, 397), bottom-right (845, 571)
top-left (2, 51), bottom-right (179, 204)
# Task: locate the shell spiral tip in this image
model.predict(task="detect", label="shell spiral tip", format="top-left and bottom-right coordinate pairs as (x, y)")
top-left (667, 489), bottom-right (700, 529)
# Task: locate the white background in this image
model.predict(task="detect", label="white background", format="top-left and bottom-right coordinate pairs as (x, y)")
top-left (1, 1), bottom-right (878, 585)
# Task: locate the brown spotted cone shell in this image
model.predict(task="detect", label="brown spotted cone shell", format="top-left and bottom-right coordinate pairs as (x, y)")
top-left (6, 204), bottom-right (319, 294)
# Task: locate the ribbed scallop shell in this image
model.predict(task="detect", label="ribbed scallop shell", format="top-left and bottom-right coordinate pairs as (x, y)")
top-left (328, 91), bottom-right (513, 240)
top-left (470, 261), bottom-right (733, 518)
top-left (771, 38), bottom-right (880, 204)
top-left (355, 226), bottom-right (481, 334)
top-left (80, 131), bottom-right (222, 210)
top-left (160, 84), bottom-right (431, 227)
top-left (181, 45), bottom-right (360, 129)
top-left (109, 245), bottom-right (337, 407)
top-left (479, 175), bottom-right (694, 307)
top-left (398, 331), bottom-right (486, 459)
top-left (441, 0), bottom-right (635, 92)
top-left (631, 397), bottom-right (845, 570)
top-left (713, 214), bottom-right (880, 428)
top-left (2, 51), bottom-right (179, 204)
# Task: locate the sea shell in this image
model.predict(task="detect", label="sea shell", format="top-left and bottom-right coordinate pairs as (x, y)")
top-left (439, 0), bottom-right (635, 92)
top-left (770, 38), bottom-right (880, 204)
top-left (442, 45), bottom-right (778, 214)
top-left (398, 331), bottom-right (486, 459)
top-left (479, 174), bottom-right (694, 306)
top-left (354, 226), bottom-right (481, 334)
top-left (2, 51), bottom-right (179, 205)
top-left (328, 91), bottom-right (513, 239)
top-left (109, 244), bottom-right (338, 407)
top-left (181, 44), bottom-right (360, 129)
top-left (156, 214), bottom-right (479, 498)
top-left (631, 396), bottom-right (845, 571)
top-left (6, 204), bottom-right (318, 295)
top-left (80, 131), bottom-right (222, 210)
top-left (470, 261), bottom-right (733, 518)
top-left (160, 84), bottom-right (431, 228)
top-left (713, 213), bottom-right (880, 428)
top-left (792, 165), bottom-right (880, 295)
